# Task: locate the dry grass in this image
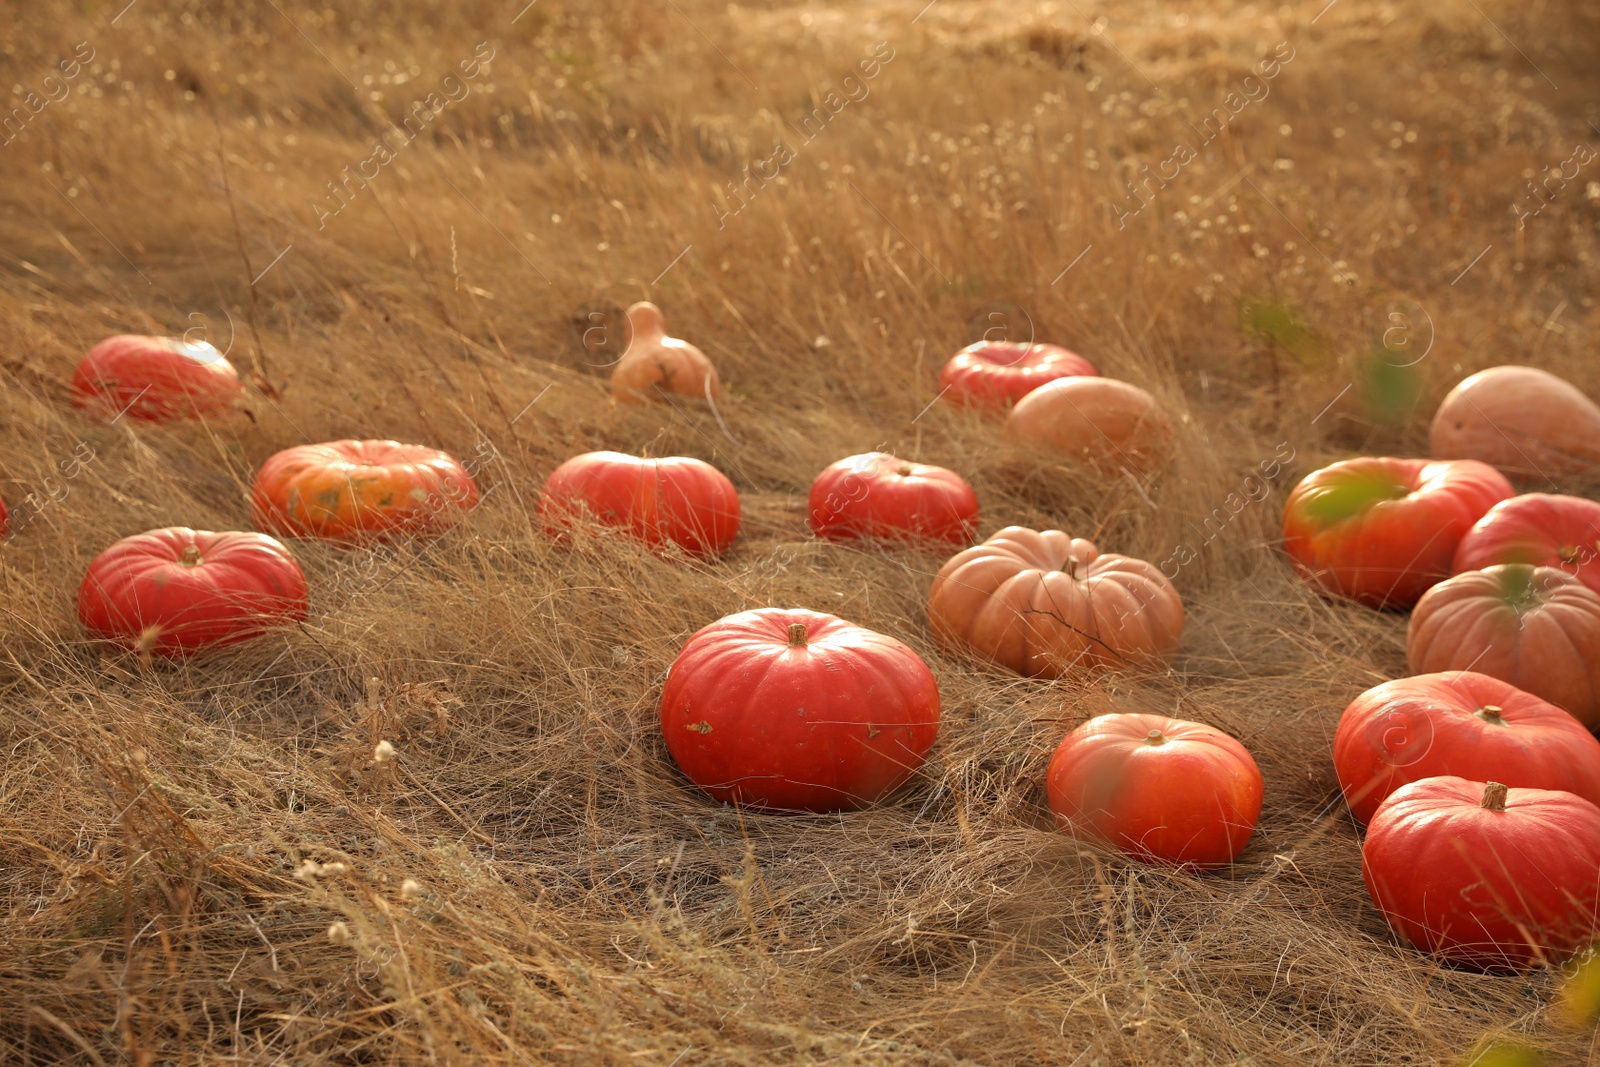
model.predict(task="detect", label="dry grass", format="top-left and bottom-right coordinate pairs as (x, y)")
top-left (2, 0), bottom-right (1599, 1062)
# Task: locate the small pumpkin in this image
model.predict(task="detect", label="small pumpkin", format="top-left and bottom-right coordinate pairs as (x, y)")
top-left (539, 451), bottom-right (740, 558)
top-left (1333, 671), bottom-right (1600, 825)
top-left (611, 302), bottom-right (721, 404)
top-left (1281, 457), bottom-right (1513, 607)
top-left (928, 526), bottom-right (1183, 678)
top-left (251, 440), bottom-right (479, 544)
top-left (938, 341), bottom-right (1098, 411)
top-left (1046, 713), bottom-right (1263, 870)
top-left (1431, 365), bottom-right (1600, 481)
top-left (1454, 493), bottom-right (1600, 597)
top-left (1003, 377), bottom-right (1171, 475)
top-left (1363, 777), bottom-right (1600, 970)
top-left (78, 527), bottom-right (309, 657)
top-left (1408, 564), bottom-right (1600, 728)
top-left (808, 453), bottom-right (978, 547)
top-left (660, 608), bottom-right (940, 812)
top-left (71, 335), bottom-right (244, 422)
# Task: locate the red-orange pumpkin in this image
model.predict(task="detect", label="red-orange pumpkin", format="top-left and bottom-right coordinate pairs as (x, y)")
top-left (1281, 457), bottom-right (1513, 607)
top-left (807, 452), bottom-right (978, 547)
top-left (78, 527), bottom-right (309, 657)
top-left (659, 608), bottom-right (940, 812)
top-left (1333, 671), bottom-right (1600, 825)
top-left (928, 526), bottom-right (1183, 678)
top-left (938, 341), bottom-right (1098, 411)
top-left (1363, 777), bottom-right (1600, 969)
top-left (1046, 713), bottom-right (1263, 870)
top-left (251, 440), bottom-right (479, 544)
top-left (1408, 565), bottom-right (1600, 729)
top-left (71, 335), bottom-right (244, 422)
top-left (539, 451), bottom-right (740, 558)
top-left (1454, 494), bottom-right (1600, 598)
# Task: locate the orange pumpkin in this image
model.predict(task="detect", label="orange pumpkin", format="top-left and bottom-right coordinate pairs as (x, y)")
top-left (251, 440), bottom-right (479, 544)
top-left (1003, 377), bottom-right (1172, 475)
top-left (1430, 365), bottom-right (1600, 481)
top-left (1408, 564), bottom-right (1600, 729)
top-left (928, 526), bottom-right (1183, 678)
top-left (611, 302), bottom-right (721, 404)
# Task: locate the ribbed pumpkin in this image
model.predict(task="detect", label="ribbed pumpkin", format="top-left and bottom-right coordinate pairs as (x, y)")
top-left (1408, 565), bottom-right (1600, 728)
top-left (928, 526), bottom-right (1183, 678)
top-left (539, 451), bottom-right (740, 559)
top-left (1003, 377), bottom-right (1172, 475)
top-left (1454, 493), bottom-right (1600, 597)
top-left (938, 341), bottom-right (1098, 411)
top-left (71, 335), bottom-right (244, 422)
top-left (807, 452), bottom-right (978, 547)
top-left (251, 440), bottom-right (479, 544)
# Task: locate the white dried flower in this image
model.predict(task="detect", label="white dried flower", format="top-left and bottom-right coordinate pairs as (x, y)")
top-left (295, 860), bottom-right (322, 881)
top-left (400, 878), bottom-right (423, 900)
top-left (327, 921), bottom-right (352, 945)
top-left (373, 740), bottom-right (396, 763)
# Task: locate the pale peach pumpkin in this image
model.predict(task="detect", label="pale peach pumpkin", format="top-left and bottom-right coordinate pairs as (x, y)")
top-left (928, 526), bottom-right (1183, 678)
top-left (1003, 377), bottom-right (1172, 475)
top-left (1430, 365), bottom-right (1600, 481)
top-left (610, 302), bottom-right (721, 404)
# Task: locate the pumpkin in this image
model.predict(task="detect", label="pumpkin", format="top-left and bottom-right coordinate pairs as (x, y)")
top-left (251, 440), bottom-right (479, 544)
top-left (938, 341), bottom-right (1098, 411)
top-left (1363, 777), bottom-right (1600, 970)
top-left (1333, 671), bottom-right (1600, 825)
top-left (71, 335), bottom-right (244, 422)
top-left (1046, 713), bottom-right (1263, 870)
top-left (659, 608), bottom-right (940, 812)
top-left (1003, 377), bottom-right (1171, 475)
top-left (611, 302), bottom-right (721, 404)
top-left (1454, 493), bottom-right (1600, 597)
top-left (1408, 564), bottom-right (1600, 728)
top-left (1431, 365), bottom-right (1600, 481)
top-left (928, 526), bottom-right (1183, 678)
top-left (1281, 457), bottom-right (1513, 607)
top-left (539, 451), bottom-right (740, 558)
top-left (78, 527), bottom-right (309, 657)
top-left (808, 453), bottom-right (979, 547)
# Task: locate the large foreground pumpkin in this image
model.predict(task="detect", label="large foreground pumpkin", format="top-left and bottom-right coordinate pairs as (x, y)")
top-left (1408, 564), bottom-right (1600, 728)
top-left (1281, 456), bottom-right (1513, 607)
top-left (928, 526), bottom-right (1183, 678)
top-left (659, 608), bottom-right (940, 812)
top-left (1333, 672), bottom-right (1600, 825)
top-left (1363, 777), bottom-right (1600, 970)
top-left (1047, 713), bottom-right (1262, 870)
top-left (1454, 493), bottom-right (1600, 597)
top-left (79, 527), bottom-right (309, 657)
top-left (251, 440), bottom-right (479, 544)
top-left (611, 302), bottom-right (721, 404)
top-left (71, 335), bottom-right (244, 422)
top-left (807, 452), bottom-right (978, 547)
top-left (1430, 365), bottom-right (1600, 481)
top-left (1003, 377), bottom-right (1171, 475)
top-left (938, 341), bottom-right (1098, 411)
top-left (539, 451), bottom-right (740, 558)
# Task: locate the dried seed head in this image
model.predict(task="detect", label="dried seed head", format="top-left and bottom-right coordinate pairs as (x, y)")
top-left (295, 860), bottom-right (322, 881)
top-left (373, 740), bottom-right (397, 763)
top-left (327, 921), bottom-right (352, 945)
top-left (400, 878), bottom-right (423, 899)
top-left (320, 861), bottom-right (350, 877)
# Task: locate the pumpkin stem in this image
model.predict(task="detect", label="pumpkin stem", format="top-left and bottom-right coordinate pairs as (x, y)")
top-left (1475, 705), bottom-right (1506, 724)
top-left (1559, 545), bottom-right (1580, 564)
top-left (1481, 781), bottom-right (1509, 812)
top-left (1144, 729), bottom-right (1166, 745)
top-left (1061, 558), bottom-right (1078, 579)
top-left (898, 464), bottom-right (915, 478)
top-left (179, 545), bottom-right (203, 566)
top-left (787, 623), bottom-right (808, 648)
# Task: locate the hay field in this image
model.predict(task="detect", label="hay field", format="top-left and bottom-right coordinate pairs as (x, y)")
top-left (2, 0), bottom-right (1599, 1062)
